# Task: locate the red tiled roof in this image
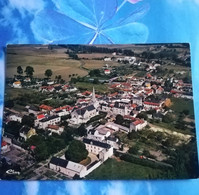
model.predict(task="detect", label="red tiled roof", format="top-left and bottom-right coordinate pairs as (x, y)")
top-left (144, 101), bottom-right (160, 106)
top-left (146, 73), bottom-right (152, 78)
top-left (110, 83), bottom-right (121, 88)
top-left (37, 114), bottom-right (45, 119)
top-left (121, 83), bottom-right (131, 87)
top-left (48, 125), bottom-right (59, 130)
top-left (82, 91), bottom-right (92, 96)
top-left (124, 115), bottom-right (135, 121)
top-left (109, 92), bottom-right (118, 97)
top-left (40, 104), bottom-right (53, 111)
top-left (133, 119), bottom-right (144, 126)
top-left (55, 105), bottom-right (72, 111)
top-left (1, 141), bottom-right (7, 147)
top-left (131, 104), bottom-right (137, 108)
top-left (104, 69), bottom-right (110, 72)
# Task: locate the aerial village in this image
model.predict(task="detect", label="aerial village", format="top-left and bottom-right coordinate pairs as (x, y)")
top-left (0, 44), bottom-right (197, 180)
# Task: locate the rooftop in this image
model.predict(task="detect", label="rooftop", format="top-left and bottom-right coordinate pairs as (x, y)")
top-left (50, 157), bottom-right (68, 168)
top-left (83, 138), bottom-right (111, 149)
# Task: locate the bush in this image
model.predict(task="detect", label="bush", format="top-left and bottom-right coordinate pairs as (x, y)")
top-left (121, 154), bottom-right (172, 170)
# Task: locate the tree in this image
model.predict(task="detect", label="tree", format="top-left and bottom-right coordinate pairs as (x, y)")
top-left (75, 124), bottom-right (87, 137)
top-left (25, 66), bottom-right (34, 77)
top-left (45, 69), bottom-right (53, 78)
top-left (89, 69), bottom-right (101, 77)
top-left (4, 100), bottom-right (14, 108)
top-left (129, 145), bottom-right (140, 155)
top-left (182, 109), bottom-right (189, 115)
top-left (17, 66), bottom-right (23, 75)
top-left (93, 78), bottom-right (99, 84)
top-left (22, 115), bottom-right (34, 127)
top-left (65, 140), bottom-right (88, 163)
top-left (137, 112), bottom-right (148, 120)
top-left (162, 113), bottom-right (173, 123)
top-left (115, 115), bottom-right (124, 125)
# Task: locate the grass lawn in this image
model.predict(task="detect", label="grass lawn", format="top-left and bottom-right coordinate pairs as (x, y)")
top-left (5, 87), bottom-right (34, 100)
top-left (75, 82), bottom-right (109, 93)
top-left (86, 158), bottom-right (164, 180)
top-left (171, 97), bottom-right (195, 117)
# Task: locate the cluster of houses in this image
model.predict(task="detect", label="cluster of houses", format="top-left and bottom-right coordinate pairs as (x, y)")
top-left (2, 62), bottom-right (193, 179)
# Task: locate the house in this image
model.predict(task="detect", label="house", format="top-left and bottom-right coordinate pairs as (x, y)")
top-left (13, 81), bottom-right (22, 88)
top-left (100, 103), bottom-right (112, 113)
top-left (70, 105), bottom-right (98, 125)
top-left (104, 69), bottom-right (111, 75)
top-left (65, 86), bottom-right (78, 92)
top-left (8, 114), bottom-right (22, 123)
top-left (130, 119), bottom-right (147, 131)
top-left (40, 104), bottom-right (53, 112)
top-left (143, 100), bottom-right (165, 110)
top-left (106, 136), bottom-right (119, 149)
top-left (19, 126), bottom-right (36, 141)
top-left (87, 126), bottom-right (111, 141)
top-left (104, 57), bottom-right (112, 61)
top-left (156, 86), bottom-right (164, 94)
top-left (39, 86), bottom-right (55, 93)
top-left (34, 114), bottom-right (46, 126)
top-left (52, 105), bottom-right (72, 117)
top-left (47, 125), bottom-right (64, 135)
top-left (24, 77), bottom-right (31, 82)
top-left (83, 138), bottom-right (113, 162)
top-left (1, 141), bottom-right (9, 153)
top-left (38, 115), bottom-right (61, 129)
top-left (132, 96), bottom-right (142, 106)
top-left (28, 105), bottom-right (41, 115)
top-left (112, 102), bottom-right (131, 116)
top-left (49, 157), bottom-right (87, 178)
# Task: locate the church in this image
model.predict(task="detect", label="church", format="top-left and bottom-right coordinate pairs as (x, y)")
top-left (69, 87), bottom-right (99, 125)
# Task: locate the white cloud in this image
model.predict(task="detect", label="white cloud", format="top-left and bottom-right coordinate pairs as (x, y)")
top-left (8, 0), bottom-right (45, 16)
top-left (65, 181), bottom-right (86, 195)
top-left (102, 182), bottom-right (125, 195)
top-left (23, 181), bottom-right (40, 195)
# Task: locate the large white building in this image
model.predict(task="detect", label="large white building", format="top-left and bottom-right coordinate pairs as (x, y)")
top-left (49, 157), bottom-right (87, 178)
top-left (83, 138), bottom-right (113, 162)
top-left (112, 102), bottom-right (131, 116)
top-left (70, 105), bottom-right (98, 125)
top-left (8, 114), bottom-right (22, 123)
top-left (38, 115), bottom-right (61, 129)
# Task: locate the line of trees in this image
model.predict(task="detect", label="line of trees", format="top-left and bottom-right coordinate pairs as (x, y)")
top-left (16, 66), bottom-right (54, 79)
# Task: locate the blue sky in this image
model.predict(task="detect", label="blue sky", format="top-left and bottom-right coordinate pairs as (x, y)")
top-left (0, 0), bottom-right (199, 194)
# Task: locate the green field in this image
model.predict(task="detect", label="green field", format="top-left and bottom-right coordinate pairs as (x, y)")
top-left (86, 158), bottom-right (165, 180)
top-left (75, 82), bottom-right (109, 93)
top-left (171, 97), bottom-right (195, 117)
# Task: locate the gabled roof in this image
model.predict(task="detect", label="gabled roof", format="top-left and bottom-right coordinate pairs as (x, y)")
top-left (40, 115), bottom-right (59, 122)
top-left (37, 114), bottom-right (45, 120)
top-left (50, 157), bottom-right (68, 168)
top-left (66, 161), bottom-right (84, 173)
top-left (40, 104), bottom-right (53, 111)
top-left (75, 105), bottom-right (95, 116)
top-left (133, 119), bottom-right (145, 126)
top-left (83, 138), bottom-right (111, 149)
top-left (144, 101), bottom-right (160, 106)
top-left (48, 125), bottom-right (59, 130)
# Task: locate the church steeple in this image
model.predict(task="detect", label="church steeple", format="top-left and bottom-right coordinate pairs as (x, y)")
top-left (92, 87), bottom-right (96, 102)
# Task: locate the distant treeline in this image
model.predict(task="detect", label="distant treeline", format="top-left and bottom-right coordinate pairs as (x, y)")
top-left (57, 44), bottom-right (135, 56)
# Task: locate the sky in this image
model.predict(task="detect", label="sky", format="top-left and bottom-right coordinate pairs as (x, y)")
top-left (0, 0), bottom-right (199, 194)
